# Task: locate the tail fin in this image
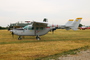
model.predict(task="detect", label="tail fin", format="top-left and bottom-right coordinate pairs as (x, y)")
top-left (65, 19), bottom-right (74, 26)
top-left (58, 18), bottom-right (82, 30)
top-left (66, 18), bottom-right (82, 30)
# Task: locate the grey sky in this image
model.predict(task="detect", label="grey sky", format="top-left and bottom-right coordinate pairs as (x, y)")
top-left (0, 0), bottom-right (90, 27)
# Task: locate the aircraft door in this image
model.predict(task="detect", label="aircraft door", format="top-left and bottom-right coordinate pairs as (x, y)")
top-left (23, 25), bottom-right (34, 36)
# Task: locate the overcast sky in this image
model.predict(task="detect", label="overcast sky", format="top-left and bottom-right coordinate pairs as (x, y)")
top-left (0, 0), bottom-right (90, 27)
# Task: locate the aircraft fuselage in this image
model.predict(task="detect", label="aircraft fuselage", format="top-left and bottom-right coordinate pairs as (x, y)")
top-left (11, 25), bottom-right (55, 36)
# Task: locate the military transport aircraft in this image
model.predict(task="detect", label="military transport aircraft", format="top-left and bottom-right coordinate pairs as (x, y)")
top-left (10, 18), bottom-right (82, 40)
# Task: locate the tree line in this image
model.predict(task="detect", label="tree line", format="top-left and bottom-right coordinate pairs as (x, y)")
top-left (0, 26), bottom-right (8, 30)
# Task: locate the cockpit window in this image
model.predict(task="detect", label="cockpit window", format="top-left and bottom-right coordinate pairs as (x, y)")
top-left (23, 25), bottom-right (44, 30)
top-left (23, 25), bottom-right (34, 30)
top-left (23, 26), bottom-right (28, 30)
top-left (32, 27), bottom-right (34, 30)
top-left (40, 27), bottom-right (43, 30)
top-left (28, 27), bottom-right (32, 30)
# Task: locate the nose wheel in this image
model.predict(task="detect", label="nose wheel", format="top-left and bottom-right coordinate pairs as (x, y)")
top-left (18, 36), bottom-right (22, 40)
top-left (36, 35), bottom-right (41, 40)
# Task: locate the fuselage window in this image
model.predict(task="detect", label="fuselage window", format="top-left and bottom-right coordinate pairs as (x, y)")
top-left (28, 27), bottom-right (35, 30)
top-left (28, 27), bottom-right (32, 30)
top-left (24, 26), bottom-right (44, 30)
top-left (36, 27), bottom-right (39, 30)
top-left (23, 26), bottom-right (33, 30)
top-left (40, 27), bottom-right (43, 30)
top-left (32, 27), bottom-right (34, 30)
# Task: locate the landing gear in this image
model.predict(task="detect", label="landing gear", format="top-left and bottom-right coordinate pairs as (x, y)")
top-left (36, 35), bottom-right (41, 40)
top-left (17, 35), bottom-right (41, 40)
top-left (18, 36), bottom-right (22, 40)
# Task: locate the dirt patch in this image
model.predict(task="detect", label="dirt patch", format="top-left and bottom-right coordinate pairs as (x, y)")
top-left (58, 50), bottom-right (90, 60)
top-left (50, 50), bottom-right (90, 60)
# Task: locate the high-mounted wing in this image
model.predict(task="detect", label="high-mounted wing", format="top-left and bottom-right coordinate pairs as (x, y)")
top-left (32, 21), bottom-right (48, 27)
top-left (32, 21), bottom-right (48, 35)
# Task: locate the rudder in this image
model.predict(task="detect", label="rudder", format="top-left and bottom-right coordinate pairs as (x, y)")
top-left (70, 18), bottom-right (82, 30)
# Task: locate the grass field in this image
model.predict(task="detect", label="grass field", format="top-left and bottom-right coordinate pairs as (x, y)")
top-left (0, 29), bottom-right (90, 60)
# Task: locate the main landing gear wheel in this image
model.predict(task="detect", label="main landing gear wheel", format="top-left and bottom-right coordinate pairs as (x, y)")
top-left (18, 36), bottom-right (22, 40)
top-left (36, 36), bottom-right (41, 40)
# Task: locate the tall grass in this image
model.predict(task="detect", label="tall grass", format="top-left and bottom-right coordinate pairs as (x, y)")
top-left (0, 29), bottom-right (90, 60)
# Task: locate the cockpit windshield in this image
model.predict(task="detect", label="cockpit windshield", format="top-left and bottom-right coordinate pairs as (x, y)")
top-left (23, 25), bottom-right (34, 30)
top-left (23, 25), bottom-right (28, 30)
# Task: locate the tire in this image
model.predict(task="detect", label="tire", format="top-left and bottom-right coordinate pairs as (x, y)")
top-left (18, 36), bottom-right (22, 40)
top-left (36, 37), bottom-right (40, 40)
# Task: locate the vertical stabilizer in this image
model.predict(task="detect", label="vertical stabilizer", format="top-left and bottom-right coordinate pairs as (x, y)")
top-left (70, 18), bottom-right (82, 30)
top-left (65, 19), bottom-right (74, 26)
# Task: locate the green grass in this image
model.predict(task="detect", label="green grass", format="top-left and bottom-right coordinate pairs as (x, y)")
top-left (0, 29), bottom-right (90, 60)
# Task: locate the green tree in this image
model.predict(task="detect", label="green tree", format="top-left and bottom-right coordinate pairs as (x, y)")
top-left (0, 26), bottom-right (7, 29)
top-left (79, 24), bottom-right (83, 27)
